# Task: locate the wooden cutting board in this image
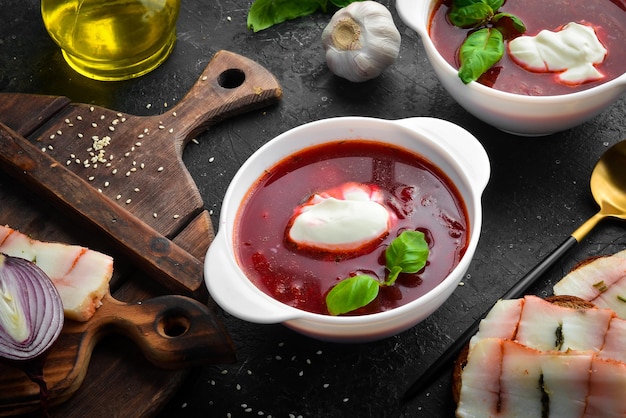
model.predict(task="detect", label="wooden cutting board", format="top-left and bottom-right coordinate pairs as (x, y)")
top-left (0, 50), bottom-right (282, 416)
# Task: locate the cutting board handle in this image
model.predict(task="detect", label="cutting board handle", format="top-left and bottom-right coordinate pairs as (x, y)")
top-left (78, 293), bottom-right (235, 368)
top-left (165, 50), bottom-right (283, 145)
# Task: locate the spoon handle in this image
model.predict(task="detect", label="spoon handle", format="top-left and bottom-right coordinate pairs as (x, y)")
top-left (401, 235), bottom-right (578, 403)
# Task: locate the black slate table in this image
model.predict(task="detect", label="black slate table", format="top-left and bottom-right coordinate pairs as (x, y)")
top-left (2, 1), bottom-right (625, 417)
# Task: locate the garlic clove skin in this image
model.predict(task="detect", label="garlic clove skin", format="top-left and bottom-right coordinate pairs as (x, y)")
top-left (321, 1), bottom-right (401, 83)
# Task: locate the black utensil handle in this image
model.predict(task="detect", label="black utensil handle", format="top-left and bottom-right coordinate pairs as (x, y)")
top-left (401, 235), bottom-right (578, 403)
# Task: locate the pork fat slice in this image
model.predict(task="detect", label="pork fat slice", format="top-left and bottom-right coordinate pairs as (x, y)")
top-left (457, 338), bottom-right (626, 418)
top-left (553, 249), bottom-right (626, 319)
top-left (0, 225), bottom-right (113, 321)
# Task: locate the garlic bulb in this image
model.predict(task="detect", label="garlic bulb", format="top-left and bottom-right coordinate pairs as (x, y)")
top-left (321, 1), bottom-right (401, 82)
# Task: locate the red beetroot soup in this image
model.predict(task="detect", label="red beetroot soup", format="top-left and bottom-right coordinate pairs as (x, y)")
top-left (235, 140), bottom-right (469, 316)
top-left (429, 0), bottom-right (626, 95)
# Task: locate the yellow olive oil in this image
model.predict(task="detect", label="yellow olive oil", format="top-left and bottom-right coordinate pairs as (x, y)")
top-left (41, 0), bottom-right (180, 81)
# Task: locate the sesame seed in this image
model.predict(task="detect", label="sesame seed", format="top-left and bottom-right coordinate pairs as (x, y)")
top-left (49, 134), bottom-right (55, 139)
top-left (100, 115), bottom-right (105, 120)
top-left (209, 156), bottom-right (215, 163)
top-left (144, 128), bottom-right (149, 133)
top-left (121, 117), bottom-right (126, 122)
top-left (138, 134), bottom-right (144, 139)
top-left (66, 160), bottom-right (71, 165)
top-left (126, 198), bottom-right (132, 204)
top-left (41, 147), bottom-right (46, 152)
top-left (173, 214), bottom-right (180, 219)
top-left (91, 122), bottom-right (97, 128)
top-left (172, 111), bottom-right (177, 117)
top-left (108, 126), bottom-right (115, 132)
top-left (192, 138), bottom-right (199, 144)
top-left (158, 125), bottom-right (165, 130)
top-left (130, 167), bottom-right (137, 172)
top-left (146, 103), bottom-right (152, 109)
top-left (78, 133), bottom-right (84, 138)
top-left (157, 166), bottom-right (164, 172)
top-left (75, 159), bottom-right (81, 164)
top-left (104, 181), bottom-right (110, 187)
top-left (202, 76), bottom-right (208, 81)
top-left (125, 171), bottom-right (131, 177)
top-left (77, 115), bottom-right (83, 120)
top-left (135, 142), bottom-right (142, 146)
top-left (140, 163), bottom-right (145, 169)
top-left (116, 194), bottom-right (121, 200)
top-left (112, 168), bottom-right (118, 174)
top-left (56, 130), bottom-right (62, 135)
top-left (88, 176), bottom-right (94, 181)
top-left (112, 119), bottom-right (119, 125)
top-left (168, 128), bottom-right (174, 133)
top-left (89, 106), bottom-right (94, 112)
top-left (125, 152), bottom-right (130, 157)
top-left (48, 145), bottom-right (54, 150)
top-left (153, 213), bottom-right (158, 218)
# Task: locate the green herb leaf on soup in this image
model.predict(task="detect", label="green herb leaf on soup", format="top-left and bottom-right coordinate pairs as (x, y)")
top-left (492, 13), bottom-right (527, 34)
top-left (449, 2), bottom-right (494, 28)
top-left (458, 28), bottom-right (504, 84)
top-left (384, 230), bottom-right (429, 285)
top-left (326, 275), bottom-right (380, 316)
top-left (448, 0), bottom-right (526, 83)
top-left (325, 230), bottom-right (430, 316)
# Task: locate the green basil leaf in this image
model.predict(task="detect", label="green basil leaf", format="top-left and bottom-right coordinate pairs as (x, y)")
top-left (485, 0), bottom-right (505, 12)
top-left (448, 2), bottom-right (493, 28)
top-left (326, 275), bottom-right (380, 316)
top-left (247, 0), bottom-right (327, 32)
top-left (492, 12), bottom-right (527, 35)
top-left (385, 230), bottom-right (429, 285)
top-left (458, 28), bottom-right (504, 84)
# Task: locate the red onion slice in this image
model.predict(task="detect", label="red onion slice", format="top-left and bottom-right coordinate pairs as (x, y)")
top-left (0, 253), bottom-right (64, 362)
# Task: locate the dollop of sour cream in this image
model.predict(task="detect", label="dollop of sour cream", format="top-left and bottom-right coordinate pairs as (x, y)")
top-left (508, 22), bottom-right (607, 84)
top-left (288, 183), bottom-right (391, 252)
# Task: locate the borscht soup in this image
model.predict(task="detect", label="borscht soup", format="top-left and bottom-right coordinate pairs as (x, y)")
top-left (429, 0), bottom-right (626, 95)
top-left (234, 140), bottom-right (469, 316)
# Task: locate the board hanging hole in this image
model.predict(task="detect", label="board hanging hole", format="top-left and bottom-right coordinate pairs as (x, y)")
top-left (218, 69), bottom-right (245, 89)
top-left (157, 309), bottom-right (190, 337)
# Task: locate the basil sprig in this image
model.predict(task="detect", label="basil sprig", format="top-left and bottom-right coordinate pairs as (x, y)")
top-left (448, 0), bottom-right (526, 84)
top-left (247, 0), bottom-right (355, 32)
top-left (325, 230), bottom-right (429, 316)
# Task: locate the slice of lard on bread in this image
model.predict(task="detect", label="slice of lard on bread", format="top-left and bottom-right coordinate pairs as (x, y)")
top-left (454, 249), bottom-right (626, 417)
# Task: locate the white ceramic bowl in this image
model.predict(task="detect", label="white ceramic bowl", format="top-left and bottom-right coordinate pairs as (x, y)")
top-left (205, 117), bottom-right (490, 342)
top-left (396, 0), bottom-right (626, 136)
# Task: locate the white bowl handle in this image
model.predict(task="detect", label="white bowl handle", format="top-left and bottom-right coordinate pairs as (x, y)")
top-left (394, 117), bottom-right (490, 194)
top-left (205, 231), bottom-right (296, 324)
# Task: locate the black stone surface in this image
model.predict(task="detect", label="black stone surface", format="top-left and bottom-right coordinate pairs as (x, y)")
top-left (2, 1), bottom-right (625, 417)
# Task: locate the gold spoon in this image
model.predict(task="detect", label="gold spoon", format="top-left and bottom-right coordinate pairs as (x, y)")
top-left (402, 140), bottom-right (626, 402)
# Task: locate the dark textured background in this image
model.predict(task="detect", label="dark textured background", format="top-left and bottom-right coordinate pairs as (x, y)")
top-left (2, 0), bottom-right (625, 416)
